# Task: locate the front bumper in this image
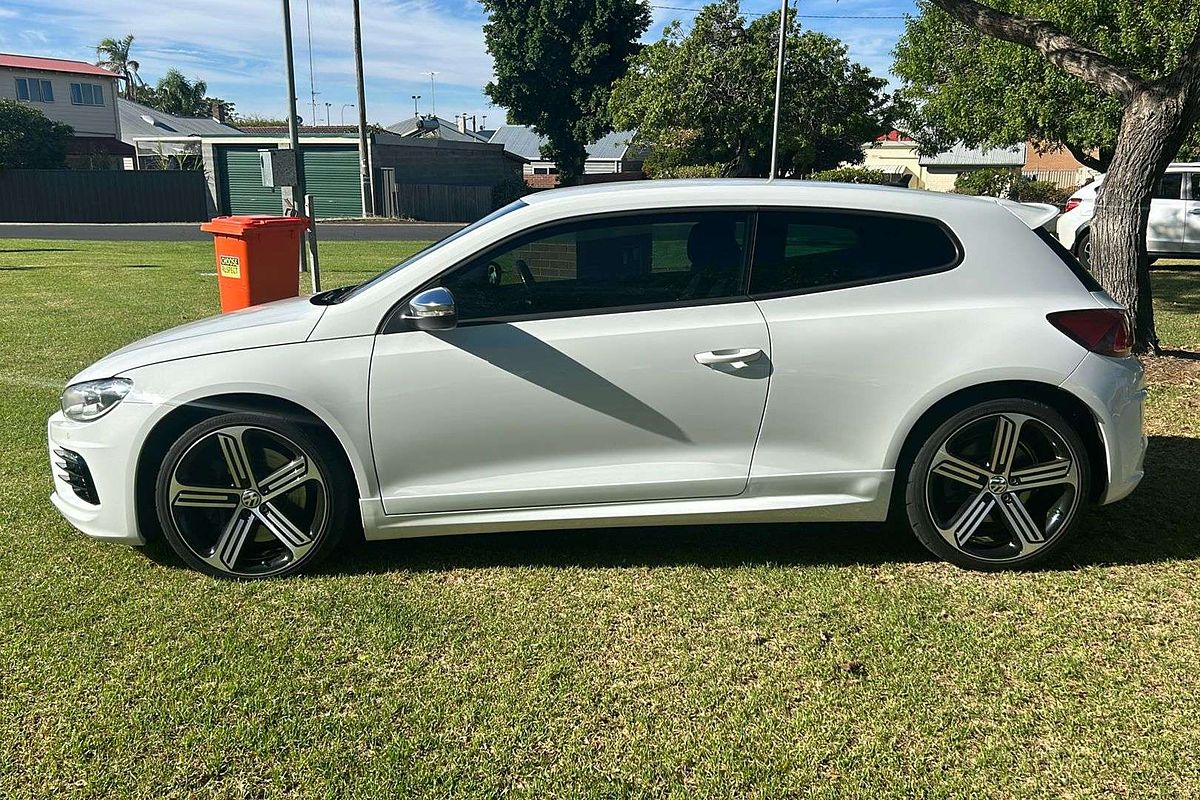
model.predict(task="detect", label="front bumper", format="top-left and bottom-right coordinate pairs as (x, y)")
top-left (48, 402), bottom-right (157, 545)
top-left (1060, 353), bottom-right (1147, 505)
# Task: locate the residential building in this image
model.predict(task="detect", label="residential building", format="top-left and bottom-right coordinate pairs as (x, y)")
top-left (118, 98), bottom-right (241, 172)
top-left (0, 52), bottom-right (131, 167)
top-left (387, 114), bottom-right (490, 143)
top-left (861, 131), bottom-right (1026, 192)
top-left (486, 125), bottom-right (647, 187)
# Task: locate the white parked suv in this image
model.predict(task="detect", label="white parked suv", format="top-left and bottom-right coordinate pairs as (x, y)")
top-left (1058, 162), bottom-right (1200, 264)
top-left (49, 180), bottom-right (1145, 579)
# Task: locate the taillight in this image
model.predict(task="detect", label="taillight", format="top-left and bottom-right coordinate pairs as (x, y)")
top-left (1063, 198), bottom-right (1081, 213)
top-left (1047, 309), bottom-right (1133, 357)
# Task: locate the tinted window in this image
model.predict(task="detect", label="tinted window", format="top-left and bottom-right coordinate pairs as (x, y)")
top-left (1191, 173), bottom-right (1200, 200)
top-left (1154, 172), bottom-right (1183, 200)
top-left (750, 210), bottom-right (958, 296)
top-left (441, 211), bottom-right (750, 321)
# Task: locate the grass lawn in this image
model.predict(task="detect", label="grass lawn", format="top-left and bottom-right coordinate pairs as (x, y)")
top-left (1, 239), bottom-right (1199, 798)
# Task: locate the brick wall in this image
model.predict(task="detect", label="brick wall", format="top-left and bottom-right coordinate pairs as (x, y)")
top-left (1024, 141), bottom-right (1087, 171)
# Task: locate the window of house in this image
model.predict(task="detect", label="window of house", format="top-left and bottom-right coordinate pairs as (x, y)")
top-left (1154, 172), bottom-right (1184, 200)
top-left (750, 210), bottom-right (960, 296)
top-left (440, 211), bottom-right (751, 322)
top-left (15, 77), bottom-right (54, 102)
top-left (532, 166), bottom-right (559, 175)
top-left (70, 82), bottom-right (104, 106)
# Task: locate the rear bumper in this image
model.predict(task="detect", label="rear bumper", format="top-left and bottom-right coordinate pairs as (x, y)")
top-left (48, 404), bottom-right (153, 545)
top-left (1060, 353), bottom-right (1146, 504)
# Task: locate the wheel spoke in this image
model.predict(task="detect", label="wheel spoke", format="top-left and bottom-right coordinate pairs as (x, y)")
top-left (208, 510), bottom-right (255, 571)
top-left (990, 414), bottom-right (1024, 476)
top-left (995, 493), bottom-right (1046, 546)
top-left (172, 485), bottom-right (240, 509)
top-left (218, 430), bottom-right (256, 489)
top-left (931, 451), bottom-right (990, 489)
top-left (260, 456), bottom-right (318, 502)
top-left (1010, 458), bottom-right (1075, 491)
top-left (252, 502), bottom-right (314, 554)
top-left (944, 490), bottom-right (996, 547)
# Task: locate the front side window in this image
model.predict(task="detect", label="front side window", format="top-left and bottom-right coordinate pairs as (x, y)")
top-left (750, 210), bottom-right (959, 296)
top-left (441, 211), bottom-right (751, 322)
top-left (15, 77), bottom-right (54, 102)
top-left (70, 82), bottom-right (104, 106)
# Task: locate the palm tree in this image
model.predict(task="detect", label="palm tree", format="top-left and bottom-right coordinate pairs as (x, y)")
top-left (95, 35), bottom-right (142, 100)
top-left (153, 70), bottom-right (209, 117)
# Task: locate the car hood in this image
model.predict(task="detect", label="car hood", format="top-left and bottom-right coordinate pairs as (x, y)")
top-left (71, 296), bottom-right (326, 383)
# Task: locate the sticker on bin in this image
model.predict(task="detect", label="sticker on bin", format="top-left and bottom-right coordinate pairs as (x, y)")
top-left (219, 255), bottom-right (241, 279)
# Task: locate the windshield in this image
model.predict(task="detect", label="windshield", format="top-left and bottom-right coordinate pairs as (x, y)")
top-left (313, 199), bottom-right (528, 304)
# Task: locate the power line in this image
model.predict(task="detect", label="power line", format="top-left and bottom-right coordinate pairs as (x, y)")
top-left (650, 4), bottom-right (906, 18)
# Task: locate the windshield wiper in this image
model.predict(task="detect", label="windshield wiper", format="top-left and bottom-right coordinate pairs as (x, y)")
top-left (309, 284), bottom-right (360, 305)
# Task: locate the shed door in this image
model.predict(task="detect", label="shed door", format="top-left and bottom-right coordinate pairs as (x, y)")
top-left (217, 145), bottom-right (283, 215)
top-left (300, 146), bottom-right (362, 219)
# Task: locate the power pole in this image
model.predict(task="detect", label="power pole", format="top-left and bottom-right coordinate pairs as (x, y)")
top-left (353, 0), bottom-right (374, 215)
top-left (305, 0), bottom-right (318, 128)
top-left (281, 0), bottom-right (305, 211)
top-left (768, 0), bottom-right (789, 181)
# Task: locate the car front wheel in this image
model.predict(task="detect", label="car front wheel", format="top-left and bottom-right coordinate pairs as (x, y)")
top-left (154, 412), bottom-right (350, 579)
top-left (904, 399), bottom-right (1090, 570)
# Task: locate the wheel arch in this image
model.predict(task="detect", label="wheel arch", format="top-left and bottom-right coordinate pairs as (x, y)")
top-left (889, 380), bottom-right (1108, 507)
top-left (134, 392), bottom-right (367, 542)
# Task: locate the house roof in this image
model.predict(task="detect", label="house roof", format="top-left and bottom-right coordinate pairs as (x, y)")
top-left (0, 53), bottom-right (119, 78)
top-left (919, 143), bottom-right (1027, 167)
top-left (486, 125), bottom-right (639, 161)
top-left (118, 98), bottom-right (242, 142)
top-left (387, 115), bottom-right (489, 143)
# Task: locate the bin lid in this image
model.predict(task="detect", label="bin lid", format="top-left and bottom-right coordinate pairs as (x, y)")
top-left (200, 215), bottom-right (311, 236)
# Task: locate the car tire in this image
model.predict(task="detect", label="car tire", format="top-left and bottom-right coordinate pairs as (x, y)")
top-left (904, 399), bottom-right (1090, 571)
top-left (154, 412), bottom-right (351, 580)
top-left (1074, 231), bottom-right (1091, 269)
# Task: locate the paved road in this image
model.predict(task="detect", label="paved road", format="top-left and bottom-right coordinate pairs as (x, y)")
top-left (0, 222), bottom-right (463, 242)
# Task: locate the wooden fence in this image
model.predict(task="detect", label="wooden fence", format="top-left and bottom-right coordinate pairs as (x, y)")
top-left (1023, 169), bottom-right (1086, 189)
top-left (392, 183), bottom-right (493, 223)
top-left (0, 169), bottom-right (209, 223)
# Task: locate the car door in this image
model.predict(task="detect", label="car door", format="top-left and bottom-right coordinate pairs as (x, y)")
top-left (368, 210), bottom-right (771, 515)
top-left (1146, 171), bottom-right (1185, 253)
top-left (1186, 172), bottom-right (1200, 252)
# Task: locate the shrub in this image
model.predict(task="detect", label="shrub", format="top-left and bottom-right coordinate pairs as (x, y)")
top-left (952, 167), bottom-right (1022, 197)
top-left (1012, 179), bottom-right (1071, 206)
top-left (808, 166), bottom-right (893, 185)
top-left (0, 100), bottom-right (73, 169)
top-left (492, 176), bottom-right (532, 208)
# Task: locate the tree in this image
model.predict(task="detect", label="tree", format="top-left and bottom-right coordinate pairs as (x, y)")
top-left (900, 0), bottom-right (1200, 352)
top-left (0, 100), bottom-right (73, 169)
top-left (481, 0), bottom-right (650, 183)
top-left (610, 0), bottom-right (891, 178)
top-left (144, 69), bottom-right (216, 117)
top-left (96, 35), bottom-right (143, 100)
top-left (895, 2), bottom-right (1200, 172)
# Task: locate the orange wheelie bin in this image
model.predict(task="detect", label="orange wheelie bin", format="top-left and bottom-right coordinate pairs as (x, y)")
top-left (200, 215), bottom-right (310, 312)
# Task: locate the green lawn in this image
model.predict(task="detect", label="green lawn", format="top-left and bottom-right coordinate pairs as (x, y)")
top-left (1, 240), bottom-right (1199, 798)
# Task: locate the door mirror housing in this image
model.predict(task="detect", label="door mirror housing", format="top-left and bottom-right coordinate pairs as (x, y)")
top-left (405, 287), bottom-right (457, 331)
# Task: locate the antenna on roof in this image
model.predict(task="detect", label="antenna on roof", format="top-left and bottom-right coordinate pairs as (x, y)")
top-left (768, 0), bottom-right (789, 182)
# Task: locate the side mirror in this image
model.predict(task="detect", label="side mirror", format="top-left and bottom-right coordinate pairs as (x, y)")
top-left (404, 287), bottom-right (457, 331)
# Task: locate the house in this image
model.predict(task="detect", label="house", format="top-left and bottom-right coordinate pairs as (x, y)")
top-left (0, 52), bottom-right (132, 167)
top-left (861, 131), bottom-right (1026, 192)
top-left (118, 98), bottom-right (241, 172)
top-left (387, 114), bottom-right (491, 143)
top-left (197, 127), bottom-right (523, 220)
top-left (1023, 142), bottom-right (1100, 188)
top-left (486, 125), bottom-right (647, 187)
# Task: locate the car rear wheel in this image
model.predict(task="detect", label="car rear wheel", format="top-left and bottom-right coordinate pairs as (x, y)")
top-left (155, 412), bottom-right (350, 579)
top-left (1074, 231), bottom-right (1091, 268)
top-left (904, 399), bottom-right (1090, 570)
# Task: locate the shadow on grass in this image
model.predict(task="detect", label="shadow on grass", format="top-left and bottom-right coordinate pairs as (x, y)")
top-left (0, 248), bottom-right (78, 253)
top-left (316, 435), bottom-right (1199, 576)
top-left (0, 266), bottom-right (44, 271)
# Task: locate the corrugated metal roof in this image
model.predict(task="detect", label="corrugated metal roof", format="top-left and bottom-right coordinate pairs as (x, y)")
top-left (118, 98), bottom-right (241, 142)
top-left (919, 143), bottom-right (1026, 167)
top-left (487, 125), bottom-right (637, 161)
top-left (0, 52), bottom-right (118, 78)
top-left (387, 115), bottom-right (489, 143)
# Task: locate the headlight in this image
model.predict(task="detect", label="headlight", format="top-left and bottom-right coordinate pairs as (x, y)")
top-left (60, 378), bottom-right (133, 422)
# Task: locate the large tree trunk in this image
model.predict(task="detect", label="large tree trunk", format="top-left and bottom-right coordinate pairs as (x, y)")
top-left (1090, 87), bottom-right (1196, 353)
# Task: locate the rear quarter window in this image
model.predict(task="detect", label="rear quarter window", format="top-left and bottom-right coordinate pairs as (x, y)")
top-left (750, 209), bottom-right (961, 296)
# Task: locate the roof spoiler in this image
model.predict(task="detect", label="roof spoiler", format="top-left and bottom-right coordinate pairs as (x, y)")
top-left (995, 198), bottom-right (1059, 229)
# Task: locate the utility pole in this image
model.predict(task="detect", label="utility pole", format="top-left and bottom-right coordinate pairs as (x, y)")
top-left (353, 0), bottom-right (374, 215)
top-left (768, 0), bottom-right (788, 181)
top-left (305, 0), bottom-right (318, 131)
top-left (426, 71), bottom-right (438, 116)
top-left (411, 94), bottom-right (421, 117)
top-left (281, 0), bottom-right (305, 211)
top-left (324, 101), bottom-right (332, 126)
top-left (341, 103), bottom-right (355, 125)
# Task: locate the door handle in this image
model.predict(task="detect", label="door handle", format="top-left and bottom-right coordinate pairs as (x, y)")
top-left (1189, 208), bottom-right (1200, 215)
top-left (695, 348), bottom-right (764, 368)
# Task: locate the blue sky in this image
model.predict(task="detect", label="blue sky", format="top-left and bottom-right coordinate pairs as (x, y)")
top-left (0, 0), bottom-right (915, 127)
